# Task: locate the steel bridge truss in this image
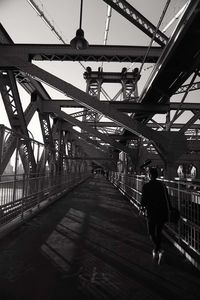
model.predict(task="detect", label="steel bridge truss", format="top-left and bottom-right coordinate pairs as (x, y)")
top-left (0, 1), bottom-right (200, 177)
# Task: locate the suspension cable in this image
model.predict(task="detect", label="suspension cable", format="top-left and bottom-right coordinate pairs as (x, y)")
top-left (101, 5), bottom-right (112, 69)
top-left (27, 0), bottom-right (87, 70)
top-left (104, 5), bottom-right (112, 45)
top-left (129, 1), bottom-right (187, 74)
top-left (27, 0), bottom-right (66, 43)
top-left (137, 0), bottom-right (171, 80)
top-left (162, 1), bottom-right (189, 33)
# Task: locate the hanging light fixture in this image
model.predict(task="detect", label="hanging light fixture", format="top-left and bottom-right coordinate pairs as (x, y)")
top-left (70, 0), bottom-right (89, 50)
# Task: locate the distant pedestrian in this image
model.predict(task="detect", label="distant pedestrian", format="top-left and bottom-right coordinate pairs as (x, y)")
top-left (190, 164), bottom-right (196, 179)
top-left (177, 164), bottom-right (184, 179)
top-left (140, 167), bottom-right (169, 264)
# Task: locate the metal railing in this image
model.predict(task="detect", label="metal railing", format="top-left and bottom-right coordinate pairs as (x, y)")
top-left (0, 125), bottom-right (91, 233)
top-left (0, 172), bottom-right (90, 230)
top-left (109, 172), bottom-right (200, 269)
top-left (0, 172), bottom-right (90, 228)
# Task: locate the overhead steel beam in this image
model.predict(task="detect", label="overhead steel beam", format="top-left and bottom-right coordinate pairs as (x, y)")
top-left (169, 103), bottom-right (200, 111)
top-left (64, 157), bottom-right (112, 160)
top-left (15, 71), bottom-right (51, 99)
top-left (86, 122), bottom-right (200, 130)
top-left (61, 123), bottom-right (110, 153)
top-left (102, 0), bottom-right (168, 47)
top-left (84, 122), bottom-right (118, 127)
top-left (66, 126), bottom-right (115, 169)
top-left (37, 94), bottom-right (134, 157)
top-left (24, 101), bottom-right (38, 124)
top-left (0, 23), bottom-right (13, 44)
top-left (83, 68), bottom-right (140, 83)
top-left (42, 100), bottom-right (168, 113)
top-left (55, 110), bottom-right (134, 158)
top-left (175, 81), bottom-right (200, 94)
top-left (42, 100), bottom-right (200, 112)
top-left (0, 24), bottom-right (51, 99)
top-left (137, 0), bottom-right (200, 119)
top-left (0, 44), bottom-right (161, 64)
top-left (2, 58), bottom-right (187, 162)
top-left (70, 144), bottom-right (115, 170)
top-left (178, 111), bottom-right (200, 135)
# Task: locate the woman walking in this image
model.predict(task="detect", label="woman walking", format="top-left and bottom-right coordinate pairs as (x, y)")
top-left (140, 167), bottom-right (169, 264)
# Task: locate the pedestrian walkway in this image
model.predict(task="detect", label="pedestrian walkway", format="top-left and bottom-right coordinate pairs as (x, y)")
top-left (0, 175), bottom-right (199, 300)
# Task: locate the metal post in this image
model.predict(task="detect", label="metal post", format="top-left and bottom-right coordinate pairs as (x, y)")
top-left (13, 137), bottom-right (19, 203)
top-left (177, 180), bottom-right (181, 243)
top-left (0, 125), bottom-right (5, 181)
top-left (36, 143), bottom-right (41, 208)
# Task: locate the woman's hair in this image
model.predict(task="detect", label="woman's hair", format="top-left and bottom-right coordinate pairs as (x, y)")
top-left (149, 167), bottom-right (158, 179)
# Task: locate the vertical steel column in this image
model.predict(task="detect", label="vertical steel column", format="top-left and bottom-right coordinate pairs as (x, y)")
top-left (121, 67), bottom-right (139, 101)
top-left (120, 67), bottom-right (140, 172)
top-left (0, 71), bottom-right (36, 174)
top-left (38, 112), bottom-right (56, 173)
top-left (83, 67), bottom-right (102, 125)
top-left (0, 125), bottom-right (4, 169)
top-left (53, 120), bottom-right (66, 174)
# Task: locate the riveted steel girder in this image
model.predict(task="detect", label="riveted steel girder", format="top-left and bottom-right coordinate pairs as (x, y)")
top-left (36, 96), bottom-right (133, 157)
top-left (86, 122), bottom-right (200, 130)
top-left (178, 111), bottom-right (200, 135)
top-left (62, 123), bottom-right (111, 154)
top-left (65, 124), bottom-right (112, 154)
top-left (42, 100), bottom-right (200, 112)
top-left (175, 81), bottom-right (200, 94)
top-left (0, 44), bottom-right (161, 64)
top-left (67, 127), bottom-right (115, 169)
top-left (0, 71), bottom-right (36, 173)
top-left (138, 1), bottom-right (200, 108)
top-left (2, 58), bottom-right (187, 162)
top-left (0, 102), bottom-right (37, 175)
top-left (0, 23), bottom-right (13, 44)
top-left (55, 109), bottom-right (134, 158)
top-left (42, 100), bottom-right (169, 113)
top-left (0, 23), bottom-right (44, 174)
top-left (102, 0), bottom-right (168, 47)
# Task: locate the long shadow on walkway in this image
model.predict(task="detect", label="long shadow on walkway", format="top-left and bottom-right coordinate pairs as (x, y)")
top-left (0, 175), bottom-right (199, 300)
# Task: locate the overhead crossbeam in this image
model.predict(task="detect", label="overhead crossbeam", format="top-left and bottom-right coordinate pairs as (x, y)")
top-left (66, 126), bottom-right (116, 169)
top-left (83, 68), bottom-right (140, 83)
top-left (85, 122), bottom-right (200, 130)
top-left (178, 111), bottom-right (200, 135)
top-left (55, 110), bottom-right (134, 158)
top-left (37, 91), bottom-right (134, 158)
top-left (1, 57), bottom-right (187, 162)
top-left (0, 44), bottom-right (162, 63)
top-left (63, 124), bottom-right (110, 154)
top-left (42, 100), bottom-right (200, 113)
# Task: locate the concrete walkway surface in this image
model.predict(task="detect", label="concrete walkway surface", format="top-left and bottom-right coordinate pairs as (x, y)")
top-left (0, 175), bottom-right (199, 300)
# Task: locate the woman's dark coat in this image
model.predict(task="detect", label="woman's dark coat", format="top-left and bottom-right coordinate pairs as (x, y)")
top-left (141, 179), bottom-right (169, 223)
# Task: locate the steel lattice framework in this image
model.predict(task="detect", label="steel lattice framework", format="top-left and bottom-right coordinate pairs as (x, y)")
top-left (0, 0), bottom-right (200, 178)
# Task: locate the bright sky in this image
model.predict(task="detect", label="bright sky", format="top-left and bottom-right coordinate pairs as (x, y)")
top-left (0, 0), bottom-right (190, 142)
